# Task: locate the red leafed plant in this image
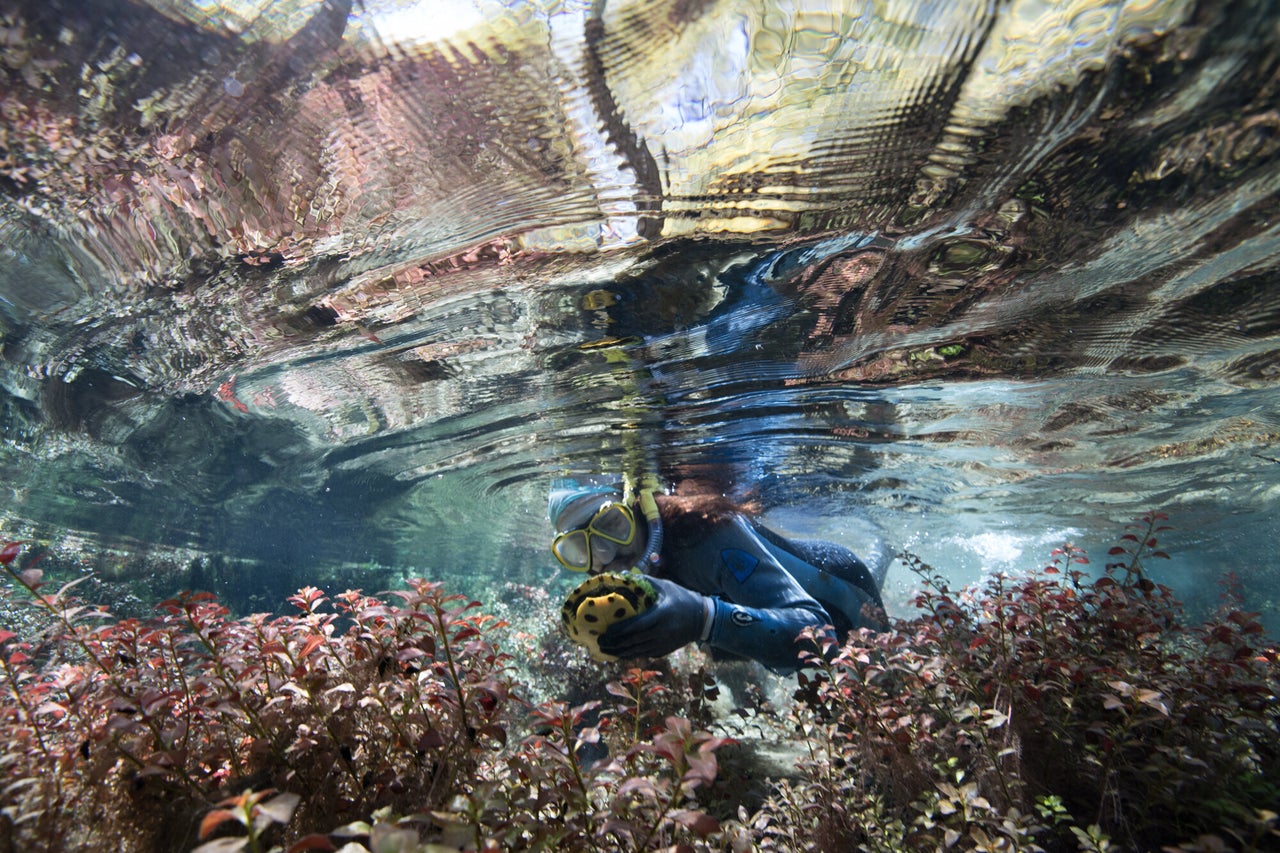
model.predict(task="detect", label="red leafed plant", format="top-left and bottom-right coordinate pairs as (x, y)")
top-left (0, 541), bottom-right (513, 852)
top-left (753, 512), bottom-right (1280, 852)
top-left (1, 512), bottom-right (1276, 853)
top-left (422, 665), bottom-right (735, 852)
top-left (0, 540), bottom-right (736, 852)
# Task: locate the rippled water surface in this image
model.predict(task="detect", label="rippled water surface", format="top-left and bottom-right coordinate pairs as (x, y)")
top-left (1, 0), bottom-right (1278, 621)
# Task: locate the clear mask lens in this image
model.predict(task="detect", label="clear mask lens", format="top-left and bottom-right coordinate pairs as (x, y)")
top-left (552, 529), bottom-right (591, 570)
top-left (551, 501), bottom-right (637, 572)
top-left (589, 503), bottom-right (635, 544)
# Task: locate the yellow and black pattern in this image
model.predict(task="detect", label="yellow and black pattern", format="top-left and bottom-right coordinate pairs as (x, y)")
top-left (560, 572), bottom-right (658, 661)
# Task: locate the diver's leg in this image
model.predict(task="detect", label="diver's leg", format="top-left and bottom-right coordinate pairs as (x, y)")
top-left (785, 539), bottom-right (885, 610)
top-left (752, 523), bottom-right (885, 609)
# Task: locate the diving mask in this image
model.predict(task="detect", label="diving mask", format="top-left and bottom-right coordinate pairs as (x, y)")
top-left (551, 501), bottom-right (636, 572)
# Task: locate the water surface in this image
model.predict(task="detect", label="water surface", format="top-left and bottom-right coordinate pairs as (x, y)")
top-left (1, 0), bottom-right (1278, 623)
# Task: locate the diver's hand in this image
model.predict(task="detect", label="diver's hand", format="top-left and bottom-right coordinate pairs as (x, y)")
top-left (597, 576), bottom-right (711, 660)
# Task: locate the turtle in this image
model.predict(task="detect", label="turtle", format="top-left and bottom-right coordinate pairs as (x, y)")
top-left (560, 571), bottom-right (659, 661)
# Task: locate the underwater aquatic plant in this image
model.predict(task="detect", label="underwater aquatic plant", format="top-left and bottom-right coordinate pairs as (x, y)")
top-left (749, 513), bottom-right (1280, 852)
top-left (0, 540), bottom-right (734, 852)
top-left (0, 516), bottom-right (1276, 852)
top-left (0, 541), bottom-right (514, 851)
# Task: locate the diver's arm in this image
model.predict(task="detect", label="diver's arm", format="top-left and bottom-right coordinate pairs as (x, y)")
top-left (598, 572), bottom-right (829, 672)
top-left (703, 596), bottom-right (831, 673)
top-left (689, 515), bottom-right (835, 672)
top-left (601, 515), bottom-right (836, 671)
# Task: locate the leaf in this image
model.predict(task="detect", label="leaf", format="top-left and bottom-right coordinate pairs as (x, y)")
top-left (644, 736), bottom-right (684, 765)
top-left (982, 709), bottom-right (1009, 729)
top-left (605, 680), bottom-right (633, 699)
top-left (617, 776), bottom-right (659, 799)
top-left (35, 701), bottom-right (68, 719)
top-left (370, 824), bottom-right (425, 853)
top-left (192, 839), bottom-right (249, 853)
top-left (287, 836), bottom-right (337, 853)
top-left (200, 809), bottom-right (243, 839)
top-left (417, 729), bottom-right (446, 750)
top-left (698, 736), bottom-right (736, 753)
top-left (684, 751), bottom-right (719, 787)
top-left (257, 792), bottom-right (301, 825)
top-left (56, 575), bottom-right (95, 598)
top-left (1135, 689), bottom-right (1169, 716)
top-left (0, 541), bottom-right (28, 565)
top-left (328, 820), bottom-right (373, 838)
top-left (134, 765), bottom-right (170, 779)
top-left (475, 723), bottom-right (508, 749)
top-left (671, 808), bottom-right (719, 837)
top-left (2, 777), bottom-right (39, 797)
top-left (299, 635), bottom-right (325, 659)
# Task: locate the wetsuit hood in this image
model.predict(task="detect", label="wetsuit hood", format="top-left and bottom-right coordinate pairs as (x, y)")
top-left (547, 476), bottom-right (624, 531)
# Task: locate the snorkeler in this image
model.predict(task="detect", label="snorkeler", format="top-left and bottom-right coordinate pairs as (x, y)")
top-left (549, 476), bottom-right (886, 673)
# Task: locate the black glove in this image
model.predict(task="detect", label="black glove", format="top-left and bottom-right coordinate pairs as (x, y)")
top-left (597, 576), bottom-right (710, 660)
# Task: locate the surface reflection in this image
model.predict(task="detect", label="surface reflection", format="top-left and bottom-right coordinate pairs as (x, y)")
top-left (0, 0), bottom-right (1277, 621)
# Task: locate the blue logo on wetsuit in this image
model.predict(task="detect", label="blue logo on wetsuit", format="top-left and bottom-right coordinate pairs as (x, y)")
top-left (721, 548), bottom-right (759, 582)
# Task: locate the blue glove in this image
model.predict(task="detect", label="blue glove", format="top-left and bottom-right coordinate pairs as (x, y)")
top-left (597, 576), bottom-right (711, 660)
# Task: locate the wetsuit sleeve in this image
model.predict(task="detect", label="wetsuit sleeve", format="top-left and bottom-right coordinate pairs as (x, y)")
top-left (669, 515), bottom-right (834, 673)
top-left (705, 596), bottom-right (831, 673)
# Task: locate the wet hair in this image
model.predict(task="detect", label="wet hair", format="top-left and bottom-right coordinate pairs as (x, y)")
top-left (654, 489), bottom-right (760, 549)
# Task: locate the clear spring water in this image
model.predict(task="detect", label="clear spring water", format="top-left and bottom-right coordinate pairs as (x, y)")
top-left (1, 0), bottom-right (1278, 627)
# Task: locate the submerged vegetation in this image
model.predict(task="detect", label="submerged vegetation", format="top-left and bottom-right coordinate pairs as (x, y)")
top-left (0, 514), bottom-right (1276, 852)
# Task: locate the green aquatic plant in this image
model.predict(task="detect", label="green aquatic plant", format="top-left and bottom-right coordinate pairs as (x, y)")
top-left (0, 514), bottom-right (1277, 852)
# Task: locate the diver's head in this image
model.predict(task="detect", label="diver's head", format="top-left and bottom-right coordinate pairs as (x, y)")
top-left (548, 476), bottom-right (659, 575)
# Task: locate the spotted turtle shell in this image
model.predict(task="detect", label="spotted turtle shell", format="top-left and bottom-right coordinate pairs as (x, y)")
top-left (560, 571), bottom-right (658, 661)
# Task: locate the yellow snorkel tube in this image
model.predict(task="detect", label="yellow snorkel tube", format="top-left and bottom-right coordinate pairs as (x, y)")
top-left (554, 337), bottom-right (668, 659)
top-left (585, 336), bottom-right (666, 573)
top-left (628, 473), bottom-right (664, 572)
